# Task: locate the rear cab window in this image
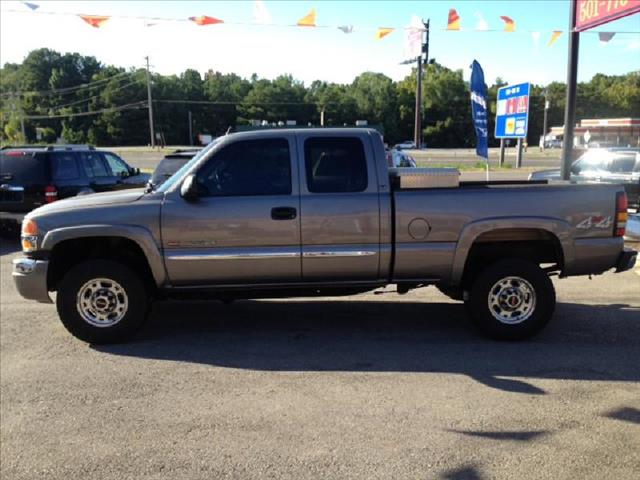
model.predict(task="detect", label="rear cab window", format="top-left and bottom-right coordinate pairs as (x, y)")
top-left (304, 137), bottom-right (368, 193)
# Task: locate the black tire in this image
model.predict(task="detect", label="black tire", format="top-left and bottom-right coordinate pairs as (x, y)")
top-left (465, 259), bottom-right (555, 341)
top-left (56, 260), bottom-right (150, 344)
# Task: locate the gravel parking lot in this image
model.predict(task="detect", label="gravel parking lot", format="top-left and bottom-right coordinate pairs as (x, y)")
top-left (1, 237), bottom-right (639, 479)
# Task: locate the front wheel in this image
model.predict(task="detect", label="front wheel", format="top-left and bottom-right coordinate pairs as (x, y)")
top-left (56, 260), bottom-right (150, 344)
top-left (465, 259), bottom-right (556, 340)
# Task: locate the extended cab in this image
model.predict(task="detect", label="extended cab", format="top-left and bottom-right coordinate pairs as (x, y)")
top-left (12, 129), bottom-right (637, 343)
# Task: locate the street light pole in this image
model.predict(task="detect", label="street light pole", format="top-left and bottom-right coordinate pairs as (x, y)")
top-left (561, 1), bottom-right (579, 180)
top-left (542, 90), bottom-right (549, 151)
top-left (414, 19), bottom-right (429, 149)
top-left (145, 56), bottom-right (156, 148)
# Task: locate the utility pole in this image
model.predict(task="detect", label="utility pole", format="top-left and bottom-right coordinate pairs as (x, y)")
top-left (145, 56), bottom-right (155, 148)
top-left (320, 107), bottom-right (325, 127)
top-left (188, 110), bottom-right (193, 145)
top-left (542, 89), bottom-right (549, 151)
top-left (561, 1), bottom-right (579, 180)
top-left (414, 19), bottom-right (429, 149)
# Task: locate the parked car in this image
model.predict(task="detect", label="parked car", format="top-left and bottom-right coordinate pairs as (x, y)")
top-left (626, 213), bottom-right (640, 242)
top-left (149, 148), bottom-right (201, 188)
top-left (0, 145), bottom-right (149, 232)
top-left (12, 128), bottom-right (636, 344)
top-left (394, 140), bottom-right (416, 150)
top-left (529, 148), bottom-right (640, 209)
top-left (386, 149), bottom-right (417, 168)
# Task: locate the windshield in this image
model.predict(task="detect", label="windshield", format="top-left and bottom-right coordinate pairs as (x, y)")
top-left (155, 139), bottom-right (219, 193)
top-left (573, 151), bottom-right (610, 174)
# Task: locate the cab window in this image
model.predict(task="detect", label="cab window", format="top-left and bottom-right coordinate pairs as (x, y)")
top-left (80, 152), bottom-right (111, 178)
top-left (196, 138), bottom-right (291, 196)
top-left (103, 153), bottom-right (130, 177)
top-left (304, 137), bottom-right (367, 193)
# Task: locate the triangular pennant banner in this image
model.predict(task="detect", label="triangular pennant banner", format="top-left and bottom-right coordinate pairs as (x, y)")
top-left (598, 32), bottom-right (616, 43)
top-left (447, 9), bottom-right (460, 31)
top-left (531, 31), bottom-right (541, 49)
top-left (376, 27), bottom-right (394, 40)
top-left (338, 25), bottom-right (353, 34)
top-left (297, 8), bottom-right (316, 27)
top-left (21, 1), bottom-right (39, 10)
top-left (189, 15), bottom-right (224, 26)
top-left (474, 12), bottom-right (488, 31)
top-left (500, 16), bottom-right (515, 32)
top-left (547, 30), bottom-right (562, 47)
top-left (253, 0), bottom-right (271, 25)
top-left (79, 15), bottom-right (110, 28)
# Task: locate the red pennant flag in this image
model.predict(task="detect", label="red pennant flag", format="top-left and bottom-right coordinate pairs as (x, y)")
top-left (500, 16), bottom-right (515, 32)
top-left (447, 9), bottom-right (460, 31)
top-left (79, 15), bottom-right (110, 28)
top-left (189, 15), bottom-right (224, 26)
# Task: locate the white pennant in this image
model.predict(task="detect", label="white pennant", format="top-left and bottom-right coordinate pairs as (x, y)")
top-left (404, 15), bottom-right (426, 60)
top-left (253, 0), bottom-right (271, 25)
top-left (474, 12), bottom-right (488, 31)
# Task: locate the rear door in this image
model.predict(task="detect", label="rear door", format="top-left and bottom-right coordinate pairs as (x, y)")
top-left (0, 151), bottom-right (48, 213)
top-left (296, 132), bottom-right (381, 281)
top-left (78, 151), bottom-right (119, 192)
top-left (161, 135), bottom-right (302, 285)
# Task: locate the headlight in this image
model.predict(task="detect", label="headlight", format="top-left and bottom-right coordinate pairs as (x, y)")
top-left (21, 219), bottom-right (38, 252)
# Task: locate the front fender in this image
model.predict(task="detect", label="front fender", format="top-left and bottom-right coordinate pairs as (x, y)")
top-left (450, 216), bottom-right (574, 285)
top-left (41, 224), bottom-right (166, 286)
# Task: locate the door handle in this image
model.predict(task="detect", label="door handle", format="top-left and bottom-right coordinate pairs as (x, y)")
top-left (271, 206), bottom-right (297, 220)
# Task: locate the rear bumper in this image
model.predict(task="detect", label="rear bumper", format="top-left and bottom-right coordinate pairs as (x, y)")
top-left (12, 257), bottom-right (52, 303)
top-left (616, 248), bottom-right (637, 273)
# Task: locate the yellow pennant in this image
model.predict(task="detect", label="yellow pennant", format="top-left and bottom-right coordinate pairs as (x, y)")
top-left (500, 16), bottom-right (515, 32)
top-left (376, 27), bottom-right (394, 40)
top-left (547, 30), bottom-right (562, 47)
top-left (447, 9), bottom-right (460, 31)
top-left (297, 8), bottom-right (316, 27)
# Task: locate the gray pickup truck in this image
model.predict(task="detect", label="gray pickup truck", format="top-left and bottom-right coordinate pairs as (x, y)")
top-left (12, 129), bottom-right (637, 343)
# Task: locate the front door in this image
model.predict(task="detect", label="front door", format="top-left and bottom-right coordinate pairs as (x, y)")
top-left (296, 133), bottom-right (381, 281)
top-left (161, 136), bottom-right (301, 285)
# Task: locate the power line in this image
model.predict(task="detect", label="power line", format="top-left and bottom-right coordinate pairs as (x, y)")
top-left (154, 99), bottom-right (329, 106)
top-left (21, 101), bottom-right (147, 119)
top-left (44, 80), bottom-right (141, 111)
top-left (0, 70), bottom-right (140, 98)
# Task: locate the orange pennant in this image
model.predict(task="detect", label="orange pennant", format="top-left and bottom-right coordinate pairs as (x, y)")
top-left (447, 9), bottom-right (460, 31)
top-left (189, 15), bottom-right (224, 26)
top-left (547, 30), bottom-right (562, 47)
top-left (79, 15), bottom-right (110, 28)
top-left (500, 16), bottom-right (515, 32)
top-left (375, 27), bottom-right (394, 40)
top-left (297, 8), bottom-right (316, 27)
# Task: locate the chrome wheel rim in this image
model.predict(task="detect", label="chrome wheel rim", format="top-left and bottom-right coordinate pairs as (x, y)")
top-left (76, 278), bottom-right (128, 327)
top-left (487, 276), bottom-right (536, 325)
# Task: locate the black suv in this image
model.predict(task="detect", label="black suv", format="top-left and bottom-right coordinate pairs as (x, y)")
top-left (0, 145), bottom-right (149, 230)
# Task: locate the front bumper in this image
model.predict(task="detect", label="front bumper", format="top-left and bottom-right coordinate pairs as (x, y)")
top-left (12, 257), bottom-right (52, 303)
top-left (615, 248), bottom-right (638, 273)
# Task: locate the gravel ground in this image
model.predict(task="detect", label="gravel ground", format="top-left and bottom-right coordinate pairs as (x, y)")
top-left (1, 238), bottom-right (639, 480)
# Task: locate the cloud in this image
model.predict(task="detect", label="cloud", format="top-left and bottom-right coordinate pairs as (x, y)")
top-left (626, 40), bottom-right (640, 51)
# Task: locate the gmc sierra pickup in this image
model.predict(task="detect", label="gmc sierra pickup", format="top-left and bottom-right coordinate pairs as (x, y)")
top-left (12, 129), bottom-right (637, 343)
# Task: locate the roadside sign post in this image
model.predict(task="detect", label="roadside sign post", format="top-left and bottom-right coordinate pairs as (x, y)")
top-left (562, 0), bottom-right (640, 180)
top-left (495, 82), bottom-right (530, 168)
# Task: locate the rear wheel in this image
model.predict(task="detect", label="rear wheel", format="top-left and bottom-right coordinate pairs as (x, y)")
top-left (465, 259), bottom-right (555, 340)
top-left (56, 260), bottom-right (150, 344)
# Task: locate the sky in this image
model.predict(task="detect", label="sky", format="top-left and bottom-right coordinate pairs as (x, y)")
top-left (1, 0), bottom-right (639, 86)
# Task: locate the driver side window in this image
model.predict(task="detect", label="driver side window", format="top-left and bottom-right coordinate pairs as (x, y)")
top-left (196, 138), bottom-right (291, 196)
top-left (103, 153), bottom-right (130, 177)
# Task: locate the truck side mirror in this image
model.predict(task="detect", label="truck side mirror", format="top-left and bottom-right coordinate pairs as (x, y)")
top-left (180, 174), bottom-right (199, 201)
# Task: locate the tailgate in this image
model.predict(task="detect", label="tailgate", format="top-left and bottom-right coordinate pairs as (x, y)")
top-left (0, 152), bottom-right (47, 213)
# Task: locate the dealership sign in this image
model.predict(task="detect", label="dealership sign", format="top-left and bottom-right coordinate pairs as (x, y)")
top-left (495, 83), bottom-right (530, 139)
top-left (575, 0), bottom-right (640, 32)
